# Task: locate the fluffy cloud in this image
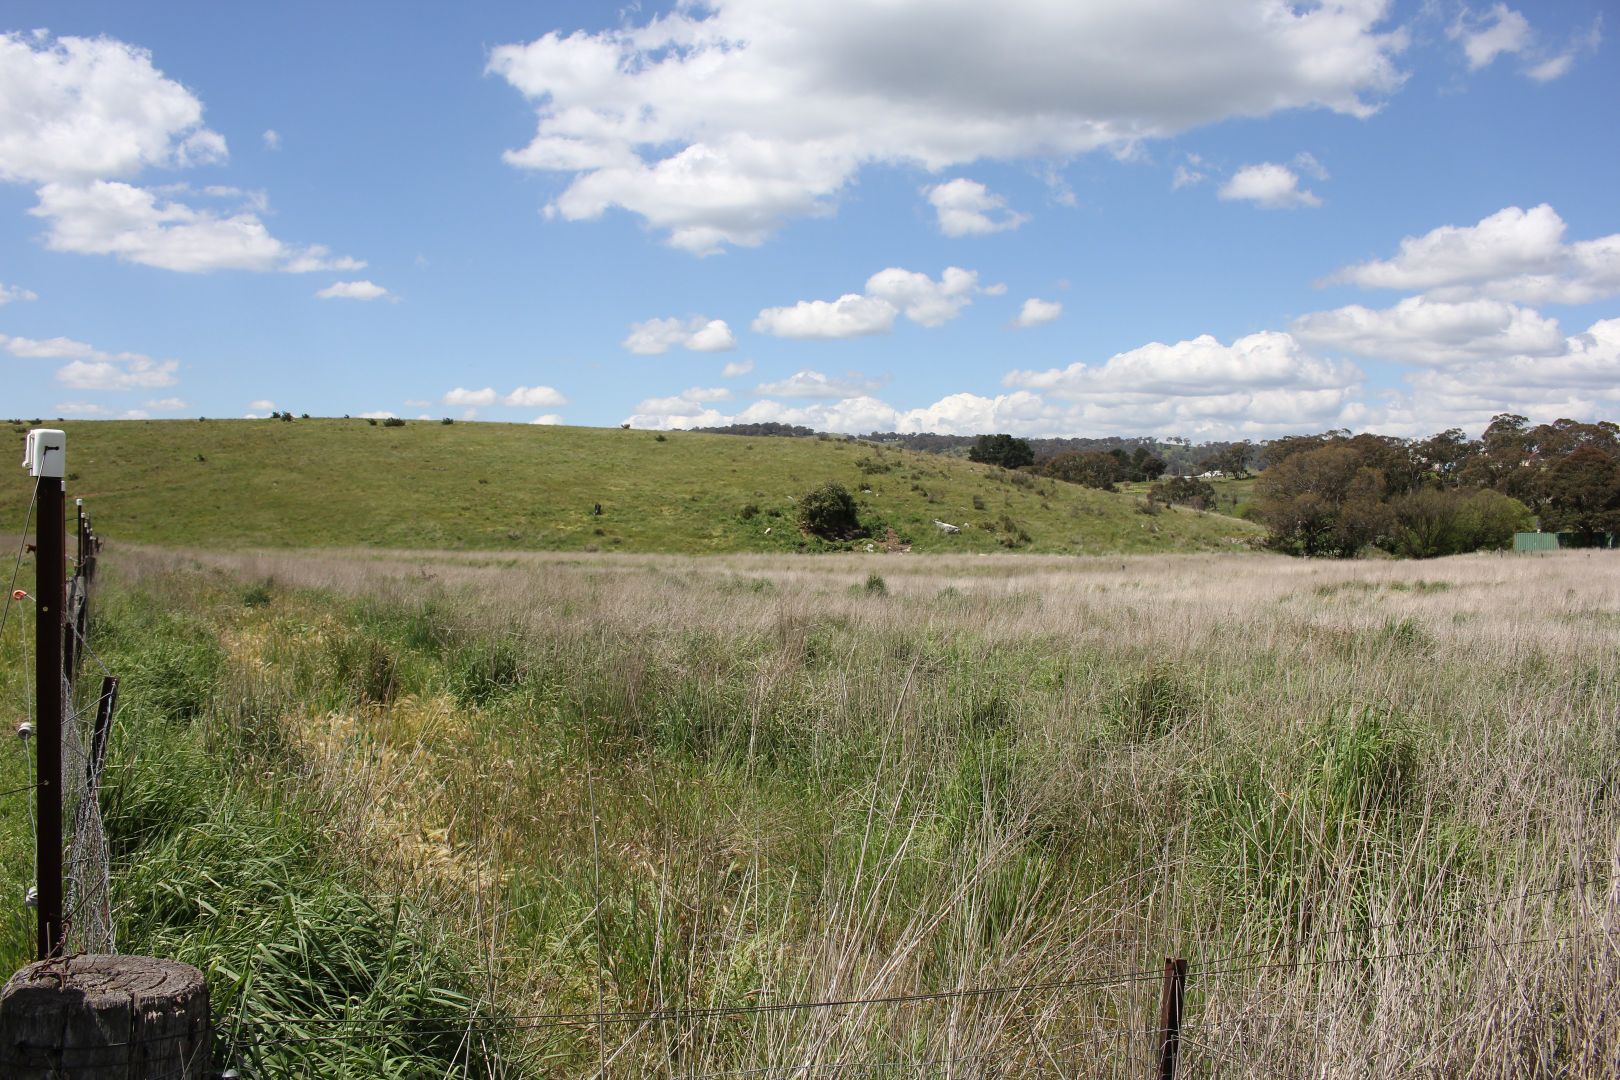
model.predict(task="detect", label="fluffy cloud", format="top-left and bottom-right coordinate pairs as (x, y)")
top-left (1001, 330), bottom-right (1363, 436)
top-left (1292, 296), bottom-right (1566, 364)
top-left (30, 180), bottom-right (362, 273)
top-left (622, 316), bottom-right (736, 354)
top-left (1369, 318), bottom-right (1620, 435)
top-left (491, 1), bottom-right (1406, 252)
top-left (1449, 4), bottom-right (1532, 70)
top-left (754, 266), bottom-right (983, 338)
top-left (721, 359), bottom-right (755, 378)
top-left (1218, 163), bottom-right (1321, 209)
top-left (528, 414), bottom-right (564, 425)
top-left (625, 311), bottom-right (1620, 439)
top-left (0, 283), bottom-right (37, 304)
top-left (752, 294), bottom-right (897, 339)
top-left (1328, 204), bottom-right (1620, 304)
top-left (1012, 298), bottom-right (1062, 328)
top-left (1, 333), bottom-right (125, 360)
top-left (753, 370), bottom-right (885, 399)
top-left (443, 387), bottom-right (497, 407)
top-left (248, 399), bottom-right (276, 411)
top-left (316, 280), bottom-right (390, 300)
top-left (1, 331), bottom-right (180, 390)
top-left (503, 385), bottom-right (568, 407)
top-left (1444, 4), bottom-right (1595, 81)
top-left (53, 401), bottom-right (153, 419)
top-left (1, 32), bottom-right (361, 274)
top-left (865, 267), bottom-right (982, 327)
top-left (57, 357), bottom-right (179, 390)
top-left (262, 129), bottom-right (281, 151)
top-left (0, 31), bottom-right (224, 184)
top-left (622, 386), bottom-right (732, 428)
top-left (924, 179), bottom-right (1028, 237)
top-left (1007, 330), bottom-right (1354, 395)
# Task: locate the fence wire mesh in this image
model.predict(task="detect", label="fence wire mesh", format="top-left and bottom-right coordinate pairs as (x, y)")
top-left (61, 558), bottom-right (115, 956)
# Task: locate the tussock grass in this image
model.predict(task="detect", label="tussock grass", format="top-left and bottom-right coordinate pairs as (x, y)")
top-left (4, 544), bottom-right (1617, 1076)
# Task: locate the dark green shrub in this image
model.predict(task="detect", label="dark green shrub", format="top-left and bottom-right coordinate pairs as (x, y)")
top-left (383, 417), bottom-right (406, 427)
top-left (798, 482), bottom-right (864, 540)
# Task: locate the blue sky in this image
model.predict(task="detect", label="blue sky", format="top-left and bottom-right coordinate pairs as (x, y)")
top-left (1, 1), bottom-right (1615, 439)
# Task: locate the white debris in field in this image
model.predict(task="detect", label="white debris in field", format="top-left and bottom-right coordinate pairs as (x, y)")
top-left (933, 520), bottom-right (960, 534)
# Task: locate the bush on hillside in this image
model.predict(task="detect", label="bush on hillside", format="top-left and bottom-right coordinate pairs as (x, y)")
top-left (799, 481), bottom-right (865, 540)
top-left (1150, 475), bottom-right (1216, 510)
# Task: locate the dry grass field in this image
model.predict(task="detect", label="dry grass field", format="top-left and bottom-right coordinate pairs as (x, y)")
top-left (5, 545), bottom-right (1616, 1076)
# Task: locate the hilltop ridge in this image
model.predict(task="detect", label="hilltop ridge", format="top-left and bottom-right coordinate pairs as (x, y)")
top-left (2, 419), bottom-right (1262, 554)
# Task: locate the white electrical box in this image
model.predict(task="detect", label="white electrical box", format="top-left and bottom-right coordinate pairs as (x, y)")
top-left (22, 428), bottom-right (66, 478)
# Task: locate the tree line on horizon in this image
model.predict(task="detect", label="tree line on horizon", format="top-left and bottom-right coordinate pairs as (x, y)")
top-left (966, 417), bottom-right (1619, 558)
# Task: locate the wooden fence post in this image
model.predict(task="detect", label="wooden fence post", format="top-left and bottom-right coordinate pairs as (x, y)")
top-left (0, 956), bottom-right (210, 1078)
top-left (1154, 956), bottom-right (1188, 1080)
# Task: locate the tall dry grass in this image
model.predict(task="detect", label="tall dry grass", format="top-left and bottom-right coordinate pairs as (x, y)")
top-left (106, 545), bottom-right (1619, 1077)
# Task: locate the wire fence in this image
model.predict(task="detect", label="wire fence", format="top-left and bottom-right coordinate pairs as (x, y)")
top-left (6, 490), bottom-right (117, 958)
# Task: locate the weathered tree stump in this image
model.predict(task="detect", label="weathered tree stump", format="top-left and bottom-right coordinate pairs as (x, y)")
top-left (0, 955), bottom-right (210, 1078)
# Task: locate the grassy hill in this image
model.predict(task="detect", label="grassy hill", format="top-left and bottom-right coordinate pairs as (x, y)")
top-left (2, 419), bottom-right (1263, 554)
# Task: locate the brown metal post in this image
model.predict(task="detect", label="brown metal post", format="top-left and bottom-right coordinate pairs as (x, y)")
top-left (35, 474), bottom-right (65, 961)
top-left (1155, 956), bottom-right (1188, 1080)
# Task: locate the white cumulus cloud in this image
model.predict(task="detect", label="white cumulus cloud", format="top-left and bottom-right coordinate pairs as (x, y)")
top-left (503, 385), bottom-right (568, 407)
top-left (721, 359), bottom-right (755, 378)
top-left (1012, 298), bottom-right (1062, 329)
top-left (999, 330), bottom-right (1364, 436)
top-left (1292, 295), bottom-right (1566, 365)
top-left (752, 266), bottom-right (992, 338)
top-left (0, 32), bottom-right (363, 275)
top-left (924, 179), bottom-right (1028, 237)
top-left (443, 387), bottom-right (497, 407)
top-left (57, 357), bottom-right (179, 390)
top-left (0, 31), bottom-right (224, 184)
top-left (622, 316), bottom-right (737, 354)
top-left (489, 1), bottom-right (1406, 252)
top-left (1219, 163), bottom-right (1321, 209)
top-left (316, 280), bottom-right (390, 300)
top-left (753, 370), bottom-right (885, 399)
top-left (1, 331), bottom-right (181, 391)
top-left (262, 129), bottom-right (281, 150)
top-left (752, 294), bottom-right (898, 339)
top-left (30, 180), bottom-right (364, 273)
top-left (622, 386), bottom-right (733, 429)
top-left (528, 414), bottom-right (564, 425)
top-left (1327, 204), bottom-right (1620, 304)
top-left (0, 283), bottom-right (38, 304)
top-left (1449, 4), bottom-right (1532, 70)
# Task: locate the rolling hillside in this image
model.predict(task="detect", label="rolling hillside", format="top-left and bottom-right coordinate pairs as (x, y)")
top-left (2, 419), bottom-right (1263, 554)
